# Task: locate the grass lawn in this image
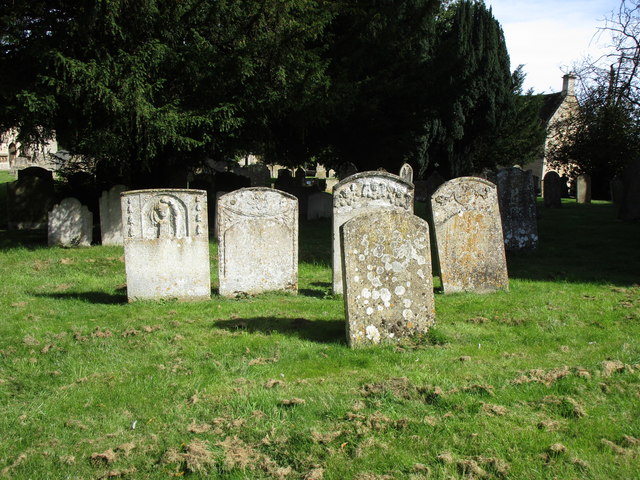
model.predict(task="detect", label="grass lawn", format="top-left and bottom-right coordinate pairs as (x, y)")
top-left (0, 189), bottom-right (638, 479)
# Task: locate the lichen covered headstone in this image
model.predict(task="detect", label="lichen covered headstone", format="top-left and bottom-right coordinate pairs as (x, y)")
top-left (496, 167), bottom-right (538, 250)
top-left (543, 171), bottom-right (561, 208)
top-left (332, 172), bottom-right (414, 294)
top-left (218, 188), bottom-right (298, 297)
top-left (341, 210), bottom-right (435, 348)
top-left (121, 189), bottom-right (210, 301)
top-left (48, 197), bottom-right (93, 247)
top-left (431, 177), bottom-right (508, 294)
top-left (99, 184), bottom-right (128, 245)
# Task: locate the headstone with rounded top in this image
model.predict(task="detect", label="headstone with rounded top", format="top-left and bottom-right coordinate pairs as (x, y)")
top-left (218, 187), bottom-right (298, 297)
top-left (332, 171), bottom-right (414, 294)
top-left (341, 210), bottom-right (435, 347)
top-left (543, 171), bottom-right (562, 208)
top-left (121, 189), bottom-right (210, 301)
top-left (399, 163), bottom-right (414, 184)
top-left (337, 162), bottom-right (358, 180)
top-left (431, 177), bottom-right (508, 294)
top-left (496, 167), bottom-right (538, 250)
top-left (99, 184), bottom-right (128, 245)
top-left (48, 197), bottom-right (93, 247)
top-left (576, 174), bottom-right (591, 204)
top-left (295, 167), bottom-right (307, 186)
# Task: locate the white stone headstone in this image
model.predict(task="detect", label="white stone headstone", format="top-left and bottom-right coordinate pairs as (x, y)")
top-left (99, 184), bottom-right (128, 245)
top-left (121, 189), bottom-right (210, 301)
top-left (431, 177), bottom-right (508, 294)
top-left (332, 172), bottom-right (414, 294)
top-left (218, 187), bottom-right (298, 297)
top-left (341, 210), bottom-right (435, 347)
top-left (48, 197), bottom-right (93, 247)
top-left (399, 163), bottom-right (414, 184)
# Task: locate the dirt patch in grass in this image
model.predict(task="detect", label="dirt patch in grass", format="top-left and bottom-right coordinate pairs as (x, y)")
top-left (0, 453), bottom-right (27, 476)
top-left (90, 449), bottom-right (117, 464)
top-left (188, 421), bottom-right (212, 434)
top-left (481, 403), bottom-right (508, 416)
top-left (163, 439), bottom-right (216, 474)
top-left (280, 398), bottom-right (305, 406)
top-left (264, 379), bottom-right (286, 389)
top-left (248, 356), bottom-right (280, 366)
top-left (512, 366), bottom-right (571, 386)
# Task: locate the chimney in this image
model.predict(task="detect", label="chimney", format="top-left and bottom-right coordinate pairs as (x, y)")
top-left (562, 72), bottom-right (576, 96)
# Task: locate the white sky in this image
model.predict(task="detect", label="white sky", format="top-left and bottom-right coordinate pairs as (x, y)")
top-left (486, 0), bottom-right (622, 93)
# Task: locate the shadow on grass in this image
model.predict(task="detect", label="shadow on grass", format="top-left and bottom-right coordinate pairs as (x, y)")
top-left (0, 229), bottom-right (48, 250)
top-left (33, 291), bottom-right (127, 304)
top-left (214, 316), bottom-right (346, 344)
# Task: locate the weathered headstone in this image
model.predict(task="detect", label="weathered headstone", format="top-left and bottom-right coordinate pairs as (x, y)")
top-left (213, 191), bottom-right (228, 240)
top-left (246, 164), bottom-right (272, 187)
top-left (431, 177), bottom-right (509, 294)
top-left (307, 192), bottom-right (333, 220)
top-left (218, 188), bottom-right (298, 297)
top-left (341, 210), bottom-right (435, 347)
top-left (337, 162), bottom-right (358, 180)
top-left (576, 173), bottom-right (591, 204)
top-left (399, 163), bottom-right (414, 184)
top-left (543, 171), bottom-right (562, 208)
top-left (295, 167), bottom-right (307, 186)
top-left (316, 164), bottom-right (327, 179)
top-left (6, 167), bottom-right (55, 230)
top-left (496, 167), bottom-right (538, 250)
top-left (48, 198), bottom-right (93, 247)
top-left (99, 185), bottom-right (128, 245)
top-left (619, 160), bottom-right (640, 221)
top-left (121, 189), bottom-right (210, 301)
top-left (332, 172), bottom-right (414, 294)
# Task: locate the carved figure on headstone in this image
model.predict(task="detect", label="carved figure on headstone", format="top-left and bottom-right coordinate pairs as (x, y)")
top-left (431, 177), bottom-right (508, 294)
top-left (332, 172), bottom-right (414, 294)
top-left (341, 210), bottom-right (435, 347)
top-left (496, 167), bottom-right (538, 250)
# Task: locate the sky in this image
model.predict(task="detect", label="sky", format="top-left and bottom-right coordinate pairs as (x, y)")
top-left (486, 0), bottom-right (622, 93)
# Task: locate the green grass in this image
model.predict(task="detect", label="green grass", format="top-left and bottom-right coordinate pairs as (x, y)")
top-left (0, 195), bottom-right (639, 479)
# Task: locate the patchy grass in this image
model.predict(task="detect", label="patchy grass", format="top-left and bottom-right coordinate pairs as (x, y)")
top-left (0, 194), bottom-right (638, 479)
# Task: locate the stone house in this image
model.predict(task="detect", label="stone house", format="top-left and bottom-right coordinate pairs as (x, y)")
top-left (0, 129), bottom-right (59, 174)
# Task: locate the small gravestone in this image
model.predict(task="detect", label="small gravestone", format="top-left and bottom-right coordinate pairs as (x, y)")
top-left (341, 210), bottom-right (435, 348)
top-left (307, 192), bottom-right (332, 220)
top-left (337, 162), bottom-right (358, 180)
top-left (121, 189), bottom-right (210, 301)
top-left (332, 172), bottom-right (414, 294)
top-left (218, 188), bottom-right (298, 297)
top-left (247, 164), bottom-right (272, 187)
top-left (431, 177), bottom-right (508, 294)
top-left (316, 164), bottom-right (327, 179)
top-left (576, 174), bottom-right (591, 203)
top-left (619, 160), bottom-right (640, 221)
top-left (295, 167), bottom-right (307, 186)
top-left (48, 198), bottom-right (93, 247)
top-left (496, 167), bottom-right (538, 250)
top-left (543, 171), bottom-right (562, 208)
top-left (99, 185), bottom-right (128, 245)
top-left (399, 163), bottom-right (414, 184)
top-left (7, 167), bottom-right (55, 230)
top-left (560, 175), bottom-right (570, 198)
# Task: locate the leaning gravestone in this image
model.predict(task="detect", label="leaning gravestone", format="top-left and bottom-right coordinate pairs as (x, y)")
top-left (307, 191), bottom-right (332, 220)
top-left (218, 188), bottom-right (298, 297)
top-left (399, 163), bottom-right (414, 184)
top-left (431, 177), bottom-right (509, 294)
top-left (543, 171), bottom-right (562, 208)
top-left (48, 198), bottom-right (93, 247)
top-left (619, 160), bottom-right (640, 221)
top-left (576, 173), bottom-right (591, 204)
top-left (332, 172), bottom-right (414, 294)
top-left (6, 167), bottom-right (55, 230)
top-left (121, 189), bottom-right (210, 301)
top-left (341, 210), bottom-right (435, 348)
top-left (496, 167), bottom-right (538, 250)
top-left (99, 184), bottom-right (128, 245)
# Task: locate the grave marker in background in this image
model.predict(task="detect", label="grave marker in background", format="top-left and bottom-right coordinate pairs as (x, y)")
top-left (399, 163), bottom-right (413, 184)
top-left (99, 184), bottom-right (128, 245)
top-left (431, 177), bottom-right (508, 294)
top-left (48, 197), bottom-right (93, 247)
top-left (543, 171), bottom-right (561, 208)
top-left (121, 189), bottom-right (210, 301)
top-left (496, 167), bottom-right (538, 250)
top-left (218, 188), bottom-right (298, 297)
top-left (341, 210), bottom-right (435, 347)
top-left (576, 173), bottom-right (592, 204)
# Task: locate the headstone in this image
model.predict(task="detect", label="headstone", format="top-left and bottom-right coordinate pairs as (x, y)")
top-left (560, 175), bottom-right (570, 198)
top-left (7, 167), bottom-right (55, 230)
top-left (332, 172), bottom-right (414, 294)
top-left (48, 198), bottom-right (93, 247)
top-left (99, 185), bottom-right (128, 245)
top-left (121, 189), bottom-right (210, 301)
top-left (246, 164), bottom-right (272, 187)
top-left (543, 171), bottom-right (562, 208)
top-left (213, 191), bottom-right (228, 240)
top-left (399, 163), bottom-right (414, 184)
top-left (218, 188), bottom-right (298, 297)
top-left (341, 210), bottom-right (435, 348)
top-left (576, 174), bottom-right (591, 204)
top-left (619, 160), bottom-right (640, 221)
top-left (610, 176), bottom-right (624, 205)
top-left (316, 164), bottom-right (327, 179)
top-left (307, 192), bottom-right (332, 220)
top-left (431, 177), bottom-right (509, 294)
top-left (496, 167), bottom-right (538, 250)
top-left (337, 162), bottom-right (357, 180)
top-left (295, 167), bottom-right (306, 186)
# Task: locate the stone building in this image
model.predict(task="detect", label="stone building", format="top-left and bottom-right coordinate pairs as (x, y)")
top-left (0, 129), bottom-right (59, 174)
